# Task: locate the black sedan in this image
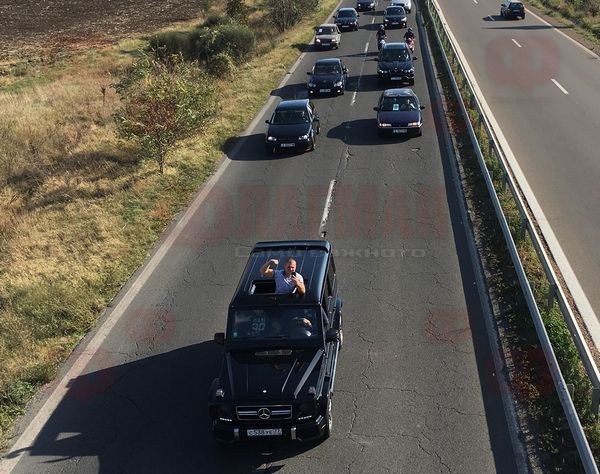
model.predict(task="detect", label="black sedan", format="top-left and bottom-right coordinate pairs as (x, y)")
top-left (334, 8), bottom-right (360, 31)
top-left (307, 58), bottom-right (348, 96)
top-left (265, 99), bottom-right (320, 153)
top-left (374, 88), bottom-right (424, 137)
top-left (356, 0), bottom-right (377, 11)
top-left (383, 6), bottom-right (407, 28)
top-left (500, 1), bottom-right (525, 19)
top-left (377, 42), bottom-right (416, 85)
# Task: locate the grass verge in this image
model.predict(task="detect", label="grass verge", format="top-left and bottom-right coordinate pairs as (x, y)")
top-left (0, 0), bottom-right (339, 449)
top-left (420, 0), bottom-right (600, 470)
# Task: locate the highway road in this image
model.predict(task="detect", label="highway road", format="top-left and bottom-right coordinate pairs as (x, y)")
top-left (434, 0), bottom-right (600, 345)
top-left (2, 1), bottom-right (519, 472)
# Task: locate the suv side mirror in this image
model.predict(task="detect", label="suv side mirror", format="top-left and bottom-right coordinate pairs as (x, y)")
top-left (420, 105), bottom-right (425, 110)
top-left (342, 67), bottom-right (348, 73)
top-left (325, 328), bottom-right (340, 343)
top-left (265, 119), bottom-right (270, 124)
top-left (307, 71), bottom-right (312, 75)
top-left (214, 332), bottom-right (225, 345)
top-left (373, 106), bottom-right (379, 111)
top-left (413, 56), bottom-right (418, 60)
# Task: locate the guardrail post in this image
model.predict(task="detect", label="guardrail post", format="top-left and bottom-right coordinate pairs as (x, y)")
top-left (567, 384), bottom-right (575, 398)
top-left (501, 171), bottom-right (508, 192)
top-left (592, 387), bottom-right (600, 417)
top-left (547, 283), bottom-right (557, 309)
top-left (519, 216), bottom-right (527, 240)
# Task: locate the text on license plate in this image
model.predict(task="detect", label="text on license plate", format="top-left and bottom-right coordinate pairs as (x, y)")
top-left (247, 428), bottom-right (283, 437)
top-left (393, 129), bottom-right (407, 133)
top-left (319, 88), bottom-right (331, 93)
top-left (390, 77), bottom-right (402, 81)
top-left (280, 143), bottom-right (296, 147)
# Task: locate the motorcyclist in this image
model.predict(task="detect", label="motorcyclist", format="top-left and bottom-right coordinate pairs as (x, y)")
top-left (377, 24), bottom-right (386, 41)
top-left (404, 27), bottom-right (415, 41)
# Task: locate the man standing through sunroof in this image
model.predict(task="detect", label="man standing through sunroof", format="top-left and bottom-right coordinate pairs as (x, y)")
top-left (260, 257), bottom-right (306, 296)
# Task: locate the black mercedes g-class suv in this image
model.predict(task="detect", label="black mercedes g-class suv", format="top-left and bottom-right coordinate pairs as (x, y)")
top-left (209, 240), bottom-right (343, 443)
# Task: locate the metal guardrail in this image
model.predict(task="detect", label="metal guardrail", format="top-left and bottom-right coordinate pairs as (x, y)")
top-left (422, 0), bottom-right (600, 471)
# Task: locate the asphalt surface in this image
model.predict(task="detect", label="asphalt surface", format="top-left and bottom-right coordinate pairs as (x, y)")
top-left (3, 1), bottom-right (518, 472)
top-left (435, 0), bottom-right (600, 336)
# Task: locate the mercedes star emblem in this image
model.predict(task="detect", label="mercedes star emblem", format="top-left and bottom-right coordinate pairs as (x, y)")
top-left (258, 407), bottom-right (271, 420)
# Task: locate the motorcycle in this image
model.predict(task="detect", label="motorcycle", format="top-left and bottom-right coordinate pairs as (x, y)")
top-left (406, 36), bottom-right (415, 53)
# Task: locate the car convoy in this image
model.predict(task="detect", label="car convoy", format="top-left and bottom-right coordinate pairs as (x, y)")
top-left (264, 0), bottom-right (422, 154)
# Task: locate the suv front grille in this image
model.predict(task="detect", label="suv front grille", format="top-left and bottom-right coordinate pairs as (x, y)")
top-left (236, 405), bottom-right (293, 421)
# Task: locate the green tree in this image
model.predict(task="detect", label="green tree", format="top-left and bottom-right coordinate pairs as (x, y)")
top-left (113, 55), bottom-right (216, 174)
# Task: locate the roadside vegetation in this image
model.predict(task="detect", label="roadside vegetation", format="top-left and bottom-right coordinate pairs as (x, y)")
top-left (527, 0), bottom-right (600, 43)
top-left (0, 0), bottom-right (338, 448)
top-left (420, 0), bottom-right (599, 469)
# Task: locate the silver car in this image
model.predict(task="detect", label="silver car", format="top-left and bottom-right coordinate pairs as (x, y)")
top-left (390, 0), bottom-right (412, 13)
top-left (314, 23), bottom-right (342, 49)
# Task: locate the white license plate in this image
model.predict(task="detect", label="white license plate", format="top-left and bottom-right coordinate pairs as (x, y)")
top-left (280, 143), bottom-right (296, 147)
top-left (392, 21), bottom-right (399, 24)
top-left (393, 129), bottom-right (407, 134)
top-left (390, 77), bottom-right (402, 81)
top-left (319, 88), bottom-right (331, 93)
top-left (247, 428), bottom-right (283, 437)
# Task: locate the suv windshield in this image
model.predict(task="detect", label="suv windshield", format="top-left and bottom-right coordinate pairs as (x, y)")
top-left (380, 48), bottom-right (410, 62)
top-left (337, 10), bottom-right (356, 17)
top-left (380, 96), bottom-right (417, 112)
top-left (386, 7), bottom-right (405, 14)
top-left (509, 2), bottom-right (523, 7)
top-left (230, 308), bottom-right (320, 340)
top-left (316, 26), bottom-right (335, 35)
top-left (271, 108), bottom-right (310, 124)
top-left (314, 63), bottom-right (341, 75)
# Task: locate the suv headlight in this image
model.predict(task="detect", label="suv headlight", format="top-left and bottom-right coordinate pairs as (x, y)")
top-left (216, 404), bottom-right (234, 422)
top-left (308, 82), bottom-right (316, 87)
top-left (331, 38), bottom-right (338, 42)
top-left (315, 38), bottom-right (321, 43)
top-left (267, 136), bottom-right (277, 142)
top-left (408, 121), bottom-right (420, 126)
top-left (299, 133), bottom-right (310, 140)
top-left (378, 122), bottom-right (391, 127)
top-left (378, 69), bottom-right (388, 74)
top-left (298, 401), bottom-right (316, 420)
top-left (334, 80), bottom-right (343, 87)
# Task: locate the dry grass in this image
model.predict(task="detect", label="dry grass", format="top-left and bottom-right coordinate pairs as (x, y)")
top-left (0, 0), bottom-right (339, 448)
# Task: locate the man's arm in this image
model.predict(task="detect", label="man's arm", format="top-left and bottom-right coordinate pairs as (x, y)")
top-left (260, 259), bottom-right (279, 277)
top-left (292, 275), bottom-right (306, 296)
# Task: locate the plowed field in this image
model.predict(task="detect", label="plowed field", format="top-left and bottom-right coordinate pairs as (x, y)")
top-left (0, 0), bottom-right (204, 59)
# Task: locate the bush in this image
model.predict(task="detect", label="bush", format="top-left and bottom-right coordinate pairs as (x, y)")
top-left (226, 0), bottom-right (251, 22)
top-left (214, 24), bottom-right (256, 61)
top-left (149, 31), bottom-right (195, 60)
top-left (202, 14), bottom-right (232, 28)
top-left (207, 52), bottom-right (236, 76)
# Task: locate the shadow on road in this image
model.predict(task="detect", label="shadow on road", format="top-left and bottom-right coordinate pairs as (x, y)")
top-left (6, 342), bottom-right (317, 473)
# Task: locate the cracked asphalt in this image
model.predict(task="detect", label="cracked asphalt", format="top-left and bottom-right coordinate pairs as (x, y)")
top-left (6, 1), bottom-right (518, 472)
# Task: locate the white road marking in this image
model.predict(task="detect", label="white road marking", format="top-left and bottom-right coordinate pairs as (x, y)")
top-left (364, 42), bottom-right (369, 53)
top-left (371, 17), bottom-right (375, 23)
top-left (0, 0), bottom-right (350, 470)
top-left (525, 8), bottom-right (600, 60)
top-left (351, 90), bottom-right (358, 106)
top-left (551, 78), bottom-right (569, 94)
top-left (511, 38), bottom-right (522, 48)
top-left (487, 15), bottom-right (495, 21)
top-left (434, 0), bottom-right (600, 352)
top-left (351, 43), bottom-right (370, 107)
top-left (319, 180), bottom-right (337, 237)
top-left (473, 0), bottom-right (478, 4)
